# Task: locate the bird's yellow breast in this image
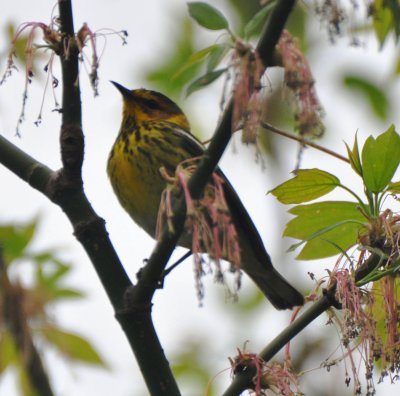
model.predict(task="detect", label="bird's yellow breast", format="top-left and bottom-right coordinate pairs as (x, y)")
top-left (107, 127), bottom-right (166, 237)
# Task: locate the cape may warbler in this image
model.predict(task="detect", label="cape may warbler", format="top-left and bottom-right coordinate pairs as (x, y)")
top-left (107, 81), bottom-right (303, 309)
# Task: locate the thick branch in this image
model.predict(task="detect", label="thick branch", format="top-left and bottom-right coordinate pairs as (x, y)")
top-left (58, 0), bottom-right (81, 125)
top-left (2, 1), bottom-right (180, 394)
top-left (0, 0), bottom-right (133, 364)
top-left (0, 134), bottom-right (52, 192)
top-left (58, 0), bottom-right (83, 180)
top-left (116, 303), bottom-right (181, 396)
top-left (0, 135), bottom-right (130, 308)
top-left (256, 0), bottom-right (296, 66)
top-left (53, 1), bottom-right (132, 309)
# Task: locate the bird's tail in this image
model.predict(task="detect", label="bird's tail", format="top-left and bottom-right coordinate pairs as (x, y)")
top-left (220, 170), bottom-right (304, 309)
top-left (237, 231), bottom-right (304, 309)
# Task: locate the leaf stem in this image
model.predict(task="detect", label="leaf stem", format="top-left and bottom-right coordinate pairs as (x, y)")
top-left (373, 193), bottom-right (380, 216)
top-left (377, 192), bottom-right (387, 212)
top-left (365, 189), bottom-right (375, 217)
top-left (337, 184), bottom-right (370, 216)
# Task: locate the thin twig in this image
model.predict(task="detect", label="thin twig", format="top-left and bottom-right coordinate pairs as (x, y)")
top-left (222, 294), bottom-right (336, 396)
top-left (160, 250), bottom-right (192, 282)
top-left (262, 121), bottom-right (350, 164)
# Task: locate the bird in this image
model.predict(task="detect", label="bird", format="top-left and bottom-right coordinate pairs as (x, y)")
top-left (107, 81), bottom-right (304, 309)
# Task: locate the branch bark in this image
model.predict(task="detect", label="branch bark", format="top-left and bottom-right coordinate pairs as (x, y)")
top-left (0, 135), bottom-right (131, 308)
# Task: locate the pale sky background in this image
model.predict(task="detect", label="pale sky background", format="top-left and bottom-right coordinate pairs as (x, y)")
top-left (1, 1), bottom-right (400, 395)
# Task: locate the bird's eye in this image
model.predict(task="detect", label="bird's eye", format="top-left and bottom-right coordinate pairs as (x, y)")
top-left (146, 99), bottom-right (162, 110)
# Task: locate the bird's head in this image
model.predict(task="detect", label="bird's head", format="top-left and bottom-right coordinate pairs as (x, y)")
top-left (111, 81), bottom-right (190, 131)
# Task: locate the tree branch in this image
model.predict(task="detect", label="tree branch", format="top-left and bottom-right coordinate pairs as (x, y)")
top-left (256, 0), bottom-right (296, 67)
top-left (0, 134), bottom-right (130, 309)
top-left (0, 131), bottom-right (181, 396)
top-left (57, 0), bottom-right (84, 184)
top-left (222, 293), bottom-right (336, 396)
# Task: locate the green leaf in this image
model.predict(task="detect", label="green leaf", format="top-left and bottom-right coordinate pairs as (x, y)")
top-left (185, 68), bottom-right (226, 96)
top-left (269, 169), bottom-right (340, 204)
top-left (244, 3), bottom-right (274, 39)
top-left (371, 278), bottom-right (400, 371)
top-left (372, 0), bottom-right (400, 46)
top-left (361, 125), bottom-right (400, 193)
top-left (206, 42), bottom-right (230, 72)
top-left (0, 220), bottom-right (37, 264)
top-left (188, 2), bottom-right (229, 31)
top-left (387, 181), bottom-right (400, 193)
top-left (284, 201), bottom-right (367, 260)
top-left (395, 56), bottom-right (400, 75)
top-left (48, 288), bottom-right (84, 300)
top-left (0, 332), bottom-right (17, 374)
top-left (373, 0), bottom-right (394, 46)
top-left (17, 367), bottom-right (35, 396)
top-left (173, 43), bottom-right (229, 79)
top-left (345, 133), bottom-right (363, 177)
top-left (38, 259), bottom-right (71, 284)
top-left (173, 45), bottom-right (219, 79)
top-left (145, 19), bottom-right (198, 99)
top-left (41, 326), bottom-right (106, 367)
top-left (287, 219), bottom-right (362, 253)
top-left (343, 75), bottom-right (389, 120)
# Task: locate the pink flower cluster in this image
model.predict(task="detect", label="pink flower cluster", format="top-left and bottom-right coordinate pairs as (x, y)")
top-left (157, 158), bottom-right (241, 301)
top-left (277, 30), bottom-right (325, 139)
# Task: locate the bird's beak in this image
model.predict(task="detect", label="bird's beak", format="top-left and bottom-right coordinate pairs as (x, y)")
top-left (110, 81), bottom-right (132, 98)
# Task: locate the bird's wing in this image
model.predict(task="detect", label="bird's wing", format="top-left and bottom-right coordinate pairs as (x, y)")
top-left (168, 124), bottom-right (270, 265)
top-left (218, 169), bottom-right (272, 266)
